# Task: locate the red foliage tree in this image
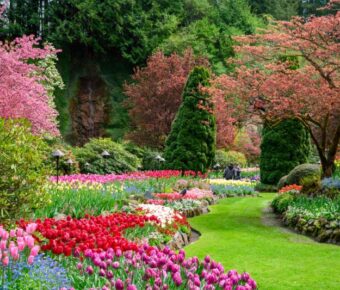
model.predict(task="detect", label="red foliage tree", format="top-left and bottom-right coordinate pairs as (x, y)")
top-left (0, 32), bottom-right (59, 135)
top-left (211, 11), bottom-right (340, 177)
top-left (124, 50), bottom-right (208, 148)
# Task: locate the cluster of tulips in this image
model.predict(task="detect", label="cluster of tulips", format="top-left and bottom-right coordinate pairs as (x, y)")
top-left (77, 245), bottom-right (257, 290)
top-left (155, 188), bottom-right (214, 200)
top-left (50, 170), bottom-right (205, 184)
top-left (279, 184), bottom-right (302, 193)
top-left (19, 213), bottom-right (160, 256)
top-left (0, 223), bottom-right (40, 267)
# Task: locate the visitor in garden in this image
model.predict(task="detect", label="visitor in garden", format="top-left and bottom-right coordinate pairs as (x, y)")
top-left (224, 164), bottom-right (234, 180)
top-left (234, 165), bottom-right (241, 180)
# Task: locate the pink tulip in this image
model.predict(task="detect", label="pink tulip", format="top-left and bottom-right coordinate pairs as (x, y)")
top-left (30, 245), bottom-right (40, 257)
top-left (26, 223), bottom-right (37, 234)
top-left (0, 240), bottom-right (7, 250)
top-left (9, 246), bottom-right (19, 260)
top-left (17, 241), bottom-right (25, 251)
top-left (16, 228), bottom-right (24, 237)
top-left (2, 256), bottom-right (9, 266)
top-left (1, 230), bottom-right (9, 240)
top-left (24, 235), bottom-right (35, 248)
top-left (9, 229), bottom-right (16, 237)
top-left (27, 255), bottom-right (35, 265)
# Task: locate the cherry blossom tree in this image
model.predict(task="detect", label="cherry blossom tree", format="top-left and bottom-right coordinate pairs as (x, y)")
top-left (0, 33), bottom-right (60, 135)
top-left (211, 11), bottom-right (340, 177)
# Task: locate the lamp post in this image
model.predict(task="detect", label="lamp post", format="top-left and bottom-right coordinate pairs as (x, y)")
top-left (52, 150), bottom-right (64, 184)
top-left (155, 155), bottom-right (165, 170)
top-left (66, 158), bottom-right (74, 174)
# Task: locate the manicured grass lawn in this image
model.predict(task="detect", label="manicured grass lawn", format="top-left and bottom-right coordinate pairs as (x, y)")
top-left (185, 193), bottom-right (340, 290)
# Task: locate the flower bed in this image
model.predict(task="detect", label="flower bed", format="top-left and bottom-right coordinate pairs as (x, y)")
top-left (1, 174), bottom-right (259, 289)
top-left (155, 188), bottom-right (214, 200)
top-left (72, 245), bottom-right (257, 290)
top-left (272, 193), bottom-right (340, 244)
top-left (51, 170), bottom-right (206, 184)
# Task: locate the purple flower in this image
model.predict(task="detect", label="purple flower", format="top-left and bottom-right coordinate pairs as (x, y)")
top-left (115, 279), bottom-right (124, 290)
top-left (86, 266), bottom-right (94, 275)
top-left (173, 272), bottom-right (182, 286)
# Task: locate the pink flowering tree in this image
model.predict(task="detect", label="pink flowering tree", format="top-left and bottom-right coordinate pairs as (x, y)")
top-left (0, 5), bottom-right (59, 135)
top-left (211, 10), bottom-right (340, 177)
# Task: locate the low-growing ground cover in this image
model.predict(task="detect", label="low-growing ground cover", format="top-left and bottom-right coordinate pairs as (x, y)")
top-left (185, 193), bottom-right (340, 290)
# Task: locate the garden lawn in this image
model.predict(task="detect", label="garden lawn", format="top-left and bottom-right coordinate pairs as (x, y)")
top-left (185, 193), bottom-right (340, 290)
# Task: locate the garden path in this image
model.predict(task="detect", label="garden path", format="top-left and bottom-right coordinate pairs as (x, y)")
top-left (185, 193), bottom-right (340, 290)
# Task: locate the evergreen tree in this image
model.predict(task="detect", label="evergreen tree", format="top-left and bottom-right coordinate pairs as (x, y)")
top-left (260, 119), bottom-right (311, 185)
top-left (164, 67), bottom-right (216, 173)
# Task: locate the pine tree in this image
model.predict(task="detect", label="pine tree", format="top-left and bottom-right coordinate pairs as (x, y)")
top-left (164, 67), bottom-right (216, 173)
top-left (260, 119), bottom-right (311, 185)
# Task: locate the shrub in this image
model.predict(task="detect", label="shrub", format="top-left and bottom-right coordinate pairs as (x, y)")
top-left (214, 150), bottom-right (247, 168)
top-left (301, 175), bottom-right (321, 196)
top-left (272, 192), bottom-right (295, 213)
top-left (260, 119), bottom-right (311, 185)
top-left (0, 119), bottom-right (51, 225)
top-left (164, 67), bottom-right (216, 173)
top-left (254, 183), bottom-right (277, 193)
top-left (277, 175), bottom-right (288, 189)
top-left (285, 163), bottom-right (321, 186)
top-left (73, 138), bottom-right (141, 174)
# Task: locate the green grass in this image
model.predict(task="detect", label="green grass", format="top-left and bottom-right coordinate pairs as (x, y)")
top-left (185, 193), bottom-right (340, 290)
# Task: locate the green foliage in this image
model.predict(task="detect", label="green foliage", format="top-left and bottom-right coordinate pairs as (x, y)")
top-left (301, 175), bottom-right (321, 196)
top-left (159, 18), bottom-right (235, 74)
top-left (0, 119), bottom-right (51, 225)
top-left (249, 0), bottom-right (299, 20)
top-left (164, 67), bottom-right (216, 173)
top-left (73, 138), bottom-right (141, 174)
top-left (215, 150), bottom-right (247, 168)
top-left (46, 0), bottom-right (183, 64)
top-left (272, 192), bottom-right (296, 213)
top-left (35, 185), bottom-right (126, 219)
top-left (260, 119), bottom-right (311, 185)
top-left (286, 163), bottom-right (321, 186)
top-left (160, 0), bottom-right (261, 73)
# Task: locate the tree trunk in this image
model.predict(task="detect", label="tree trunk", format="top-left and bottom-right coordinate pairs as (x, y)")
top-left (321, 161), bottom-right (335, 178)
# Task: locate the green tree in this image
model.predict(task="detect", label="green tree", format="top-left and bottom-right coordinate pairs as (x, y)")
top-left (164, 67), bottom-right (216, 173)
top-left (260, 119), bottom-right (311, 185)
top-left (0, 119), bottom-right (51, 225)
top-left (249, 0), bottom-right (299, 20)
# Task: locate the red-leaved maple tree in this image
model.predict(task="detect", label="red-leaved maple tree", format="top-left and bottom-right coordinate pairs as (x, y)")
top-left (124, 50), bottom-right (208, 148)
top-left (0, 33), bottom-right (59, 135)
top-left (211, 11), bottom-right (340, 176)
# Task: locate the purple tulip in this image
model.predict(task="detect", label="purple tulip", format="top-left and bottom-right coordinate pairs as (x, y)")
top-left (115, 279), bottom-right (124, 290)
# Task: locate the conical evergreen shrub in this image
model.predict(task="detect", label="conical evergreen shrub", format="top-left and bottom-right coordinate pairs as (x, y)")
top-left (260, 119), bottom-right (311, 185)
top-left (164, 67), bottom-right (216, 173)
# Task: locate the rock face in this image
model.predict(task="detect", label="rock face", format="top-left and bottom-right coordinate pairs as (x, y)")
top-left (70, 76), bottom-right (111, 146)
